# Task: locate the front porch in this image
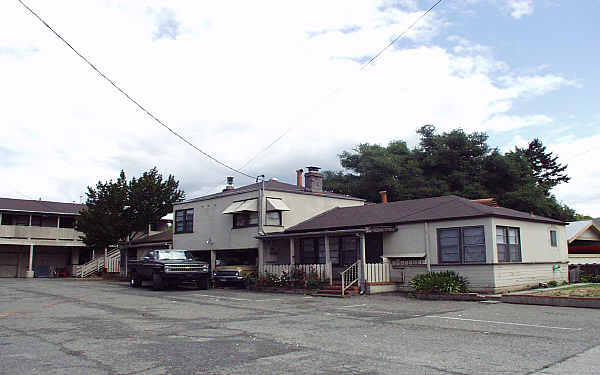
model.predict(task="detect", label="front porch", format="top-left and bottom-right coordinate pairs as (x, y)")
top-left (259, 229), bottom-right (394, 295)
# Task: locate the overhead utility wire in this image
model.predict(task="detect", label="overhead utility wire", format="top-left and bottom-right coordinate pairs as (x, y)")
top-left (16, 0), bottom-right (256, 181)
top-left (239, 0), bottom-right (444, 171)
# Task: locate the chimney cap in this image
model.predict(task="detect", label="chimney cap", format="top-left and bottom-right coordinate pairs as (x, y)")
top-left (226, 176), bottom-right (234, 185)
top-left (306, 166), bottom-right (321, 173)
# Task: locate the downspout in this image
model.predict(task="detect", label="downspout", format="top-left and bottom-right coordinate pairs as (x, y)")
top-left (256, 175), bottom-right (265, 275)
top-left (424, 222), bottom-right (431, 272)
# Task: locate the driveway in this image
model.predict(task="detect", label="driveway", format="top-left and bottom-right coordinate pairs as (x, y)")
top-left (0, 279), bottom-right (598, 374)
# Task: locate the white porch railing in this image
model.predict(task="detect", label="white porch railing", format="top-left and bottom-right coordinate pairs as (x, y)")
top-left (341, 261), bottom-right (360, 296)
top-left (365, 262), bottom-right (391, 283)
top-left (263, 263), bottom-right (329, 280)
top-left (73, 249), bottom-right (121, 277)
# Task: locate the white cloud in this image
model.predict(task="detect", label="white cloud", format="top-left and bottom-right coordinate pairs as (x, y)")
top-left (0, 0), bottom-right (589, 213)
top-left (506, 0), bottom-right (534, 19)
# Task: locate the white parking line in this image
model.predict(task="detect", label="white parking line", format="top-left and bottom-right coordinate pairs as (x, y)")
top-left (336, 304), bottom-right (368, 309)
top-left (195, 294), bottom-right (250, 301)
top-left (425, 316), bottom-right (582, 331)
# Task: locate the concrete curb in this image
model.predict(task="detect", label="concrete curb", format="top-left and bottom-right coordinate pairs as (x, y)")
top-left (501, 294), bottom-right (600, 309)
top-left (408, 292), bottom-right (485, 301)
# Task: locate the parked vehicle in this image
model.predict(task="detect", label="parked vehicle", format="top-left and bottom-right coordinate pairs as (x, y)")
top-left (128, 249), bottom-right (210, 290)
top-left (213, 258), bottom-right (257, 287)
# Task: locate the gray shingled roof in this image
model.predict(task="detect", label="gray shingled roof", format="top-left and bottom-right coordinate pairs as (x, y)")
top-left (130, 230), bottom-right (173, 245)
top-left (183, 180), bottom-right (364, 203)
top-left (285, 195), bottom-right (564, 233)
top-left (0, 197), bottom-right (85, 215)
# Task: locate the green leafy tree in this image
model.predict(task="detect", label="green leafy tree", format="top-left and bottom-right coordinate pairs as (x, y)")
top-left (512, 138), bottom-right (570, 194)
top-left (77, 168), bottom-right (185, 252)
top-left (77, 171), bottom-right (130, 251)
top-left (323, 125), bottom-right (578, 221)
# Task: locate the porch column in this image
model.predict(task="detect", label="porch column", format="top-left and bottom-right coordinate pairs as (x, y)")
top-left (359, 233), bottom-right (366, 294)
top-left (26, 244), bottom-right (34, 278)
top-left (324, 236), bottom-right (332, 285)
top-left (210, 250), bottom-right (216, 274)
top-left (289, 238), bottom-right (295, 266)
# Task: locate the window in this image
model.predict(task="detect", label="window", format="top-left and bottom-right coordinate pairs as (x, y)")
top-left (496, 226), bottom-right (522, 262)
top-left (175, 208), bottom-right (194, 233)
top-left (1, 214), bottom-right (30, 226)
top-left (550, 230), bottom-right (557, 247)
top-left (233, 211), bottom-right (258, 228)
top-left (438, 226), bottom-right (486, 264)
top-left (59, 216), bottom-right (75, 228)
top-left (31, 215), bottom-right (42, 226)
top-left (265, 211), bottom-right (282, 226)
top-left (300, 238), bottom-right (326, 264)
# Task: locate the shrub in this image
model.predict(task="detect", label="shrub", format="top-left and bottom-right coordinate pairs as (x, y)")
top-left (410, 271), bottom-right (469, 293)
top-left (305, 268), bottom-right (322, 289)
top-left (548, 280), bottom-right (558, 288)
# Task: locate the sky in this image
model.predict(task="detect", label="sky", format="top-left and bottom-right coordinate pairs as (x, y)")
top-left (1, 0), bottom-right (599, 216)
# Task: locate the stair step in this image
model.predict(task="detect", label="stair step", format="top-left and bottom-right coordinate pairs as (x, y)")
top-left (311, 293), bottom-right (346, 298)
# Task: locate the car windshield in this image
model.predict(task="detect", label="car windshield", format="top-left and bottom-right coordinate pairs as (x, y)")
top-left (157, 250), bottom-right (192, 260)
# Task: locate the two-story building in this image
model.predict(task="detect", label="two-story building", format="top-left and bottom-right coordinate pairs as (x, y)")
top-left (0, 197), bottom-right (87, 277)
top-left (172, 168), bottom-right (365, 272)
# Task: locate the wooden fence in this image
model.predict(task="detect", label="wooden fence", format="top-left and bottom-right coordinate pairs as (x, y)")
top-left (264, 263), bottom-right (330, 280)
top-left (364, 262), bottom-right (391, 283)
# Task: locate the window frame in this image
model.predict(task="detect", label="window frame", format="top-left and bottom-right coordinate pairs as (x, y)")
top-left (496, 226), bottom-right (522, 263)
top-left (550, 230), bottom-right (557, 247)
top-left (174, 208), bottom-right (194, 234)
top-left (437, 225), bottom-right (486, 264)
top-left (265, 210), bottom-right (282, 226)
top-left (232, 211), bottom-right (259, 229)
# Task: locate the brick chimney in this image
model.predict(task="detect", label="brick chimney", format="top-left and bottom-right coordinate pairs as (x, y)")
top-left (296, 169), bottom-right (303, 188)
top-left (223, 176), bottom-right (234, 191)
top-left (379, 190), bottom-right (388, 203)
top-left (304, 166), bottom-right (323, 193)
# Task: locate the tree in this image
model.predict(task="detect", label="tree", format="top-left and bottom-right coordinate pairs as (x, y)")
top-left (513, 138), bottom-right (570, 194)
top-left (77, 171), bottom-right (130, 251)
top-left (322, 126), bottom-right (578, 221)
top-left (77, 168), bottom-right (185, 253)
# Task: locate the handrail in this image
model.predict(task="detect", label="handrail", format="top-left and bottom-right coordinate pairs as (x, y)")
top-left (340, 261), bottom-right (360, 297)
top-left (75, 248), bottom-right (121, 277)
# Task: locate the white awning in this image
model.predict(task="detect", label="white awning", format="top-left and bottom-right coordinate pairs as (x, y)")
top-left (266, 198), bottom-right (290, 211)
top-left (222, 199), bottom-right (258, 214)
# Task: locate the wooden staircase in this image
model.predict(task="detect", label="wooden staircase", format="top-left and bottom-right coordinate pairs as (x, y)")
top-left (313, 261), bottom-right (361, 298)
top-left (312, 282), bottom-right (360, 298)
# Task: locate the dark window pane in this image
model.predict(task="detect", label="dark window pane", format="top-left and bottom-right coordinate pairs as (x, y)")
top-left (59, 217), bottom-right (75, 228)
top-left (301, 239), bottom-right (316, 264)
top-left (175, 209), bottom-right (193, 233)
top-left (15, 215), bottom-right (29, 226)
top-left (509, 244), bottom-right (521, 262)
top-left (439, 229), bottom-right (460, 263)
top-left (497, 244), bottom-right (509, 262)
top-left (265, 211), bottom-right (281, 226)
top-left (31, 216), bottom-right (42, 226)
top-left (329, 238), bottom-right (340, 265)
top-left (550, 230), bottom-right (557, 247)
top-left (317, 238), bottom-right (326, 264)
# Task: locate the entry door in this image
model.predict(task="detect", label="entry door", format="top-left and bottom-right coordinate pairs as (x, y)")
top-left (0, 253), bottom-right (19, 277)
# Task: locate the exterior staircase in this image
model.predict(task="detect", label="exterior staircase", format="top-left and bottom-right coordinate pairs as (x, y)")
top-left (312, 282), bottom-right (360, 298)
top-left (312, 261), bottom-right (361, 298)
top-left (73, 248), bottom-right (121, 278)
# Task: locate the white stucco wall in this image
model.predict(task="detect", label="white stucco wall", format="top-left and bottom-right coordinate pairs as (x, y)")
top-left (492, 218), bottom-right (568, 263)
top-left (173, 189), bottom-right (363, 252)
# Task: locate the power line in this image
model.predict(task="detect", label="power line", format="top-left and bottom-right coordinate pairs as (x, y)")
top-left (239, 0), bottom-right (444, 170)
top-left (16, 0), bottom-right (257, 181)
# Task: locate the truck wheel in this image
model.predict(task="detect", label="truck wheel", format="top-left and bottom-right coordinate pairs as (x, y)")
top-left (130, 272), bottom-right (141, 288)
top-left (197, 277), bottom-right (209, 290)
top-left (152, 273), bottom-right (164, 291)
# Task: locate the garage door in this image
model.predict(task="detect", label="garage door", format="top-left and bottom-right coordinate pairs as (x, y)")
top-left (0, 253), bottom-right (19, 278)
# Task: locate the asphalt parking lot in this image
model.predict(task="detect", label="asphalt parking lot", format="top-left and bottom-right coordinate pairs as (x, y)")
top-left (1, 279), bottom-right (599, 375)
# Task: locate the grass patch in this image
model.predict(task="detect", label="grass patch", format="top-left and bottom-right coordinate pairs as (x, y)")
top-left (535, 284), bottom-right (600, 298)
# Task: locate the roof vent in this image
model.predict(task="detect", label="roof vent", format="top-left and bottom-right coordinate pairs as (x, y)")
top-left (471, 198), bottom-right (498, 207)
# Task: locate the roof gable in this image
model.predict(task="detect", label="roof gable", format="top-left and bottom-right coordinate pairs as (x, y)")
top-left (567, 220), bottom-right (600, 243)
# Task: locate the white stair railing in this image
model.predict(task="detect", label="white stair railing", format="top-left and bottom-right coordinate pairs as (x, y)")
top-left (340, 261), bottom-right (360, 297)
top-left (74, 249), bottom-right (121, 277)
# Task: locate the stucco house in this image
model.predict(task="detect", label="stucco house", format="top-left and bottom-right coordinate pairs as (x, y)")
top-left (172, 168), bottom-right (365, 272)
top-left (0, 197), bottom-right (87, 277)
top-left (173, 167), bottom-right (567, 294)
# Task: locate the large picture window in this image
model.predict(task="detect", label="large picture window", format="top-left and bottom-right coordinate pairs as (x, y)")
top-left (438, 226), bottom-right (486, 264)
top-left (175, 208), bottom-right (194, 233)
top-left (496, 226), bottom-right (521, 262)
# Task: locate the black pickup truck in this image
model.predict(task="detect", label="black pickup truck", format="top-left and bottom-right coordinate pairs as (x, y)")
top-left (128, 249), bottom-right (210, 290)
